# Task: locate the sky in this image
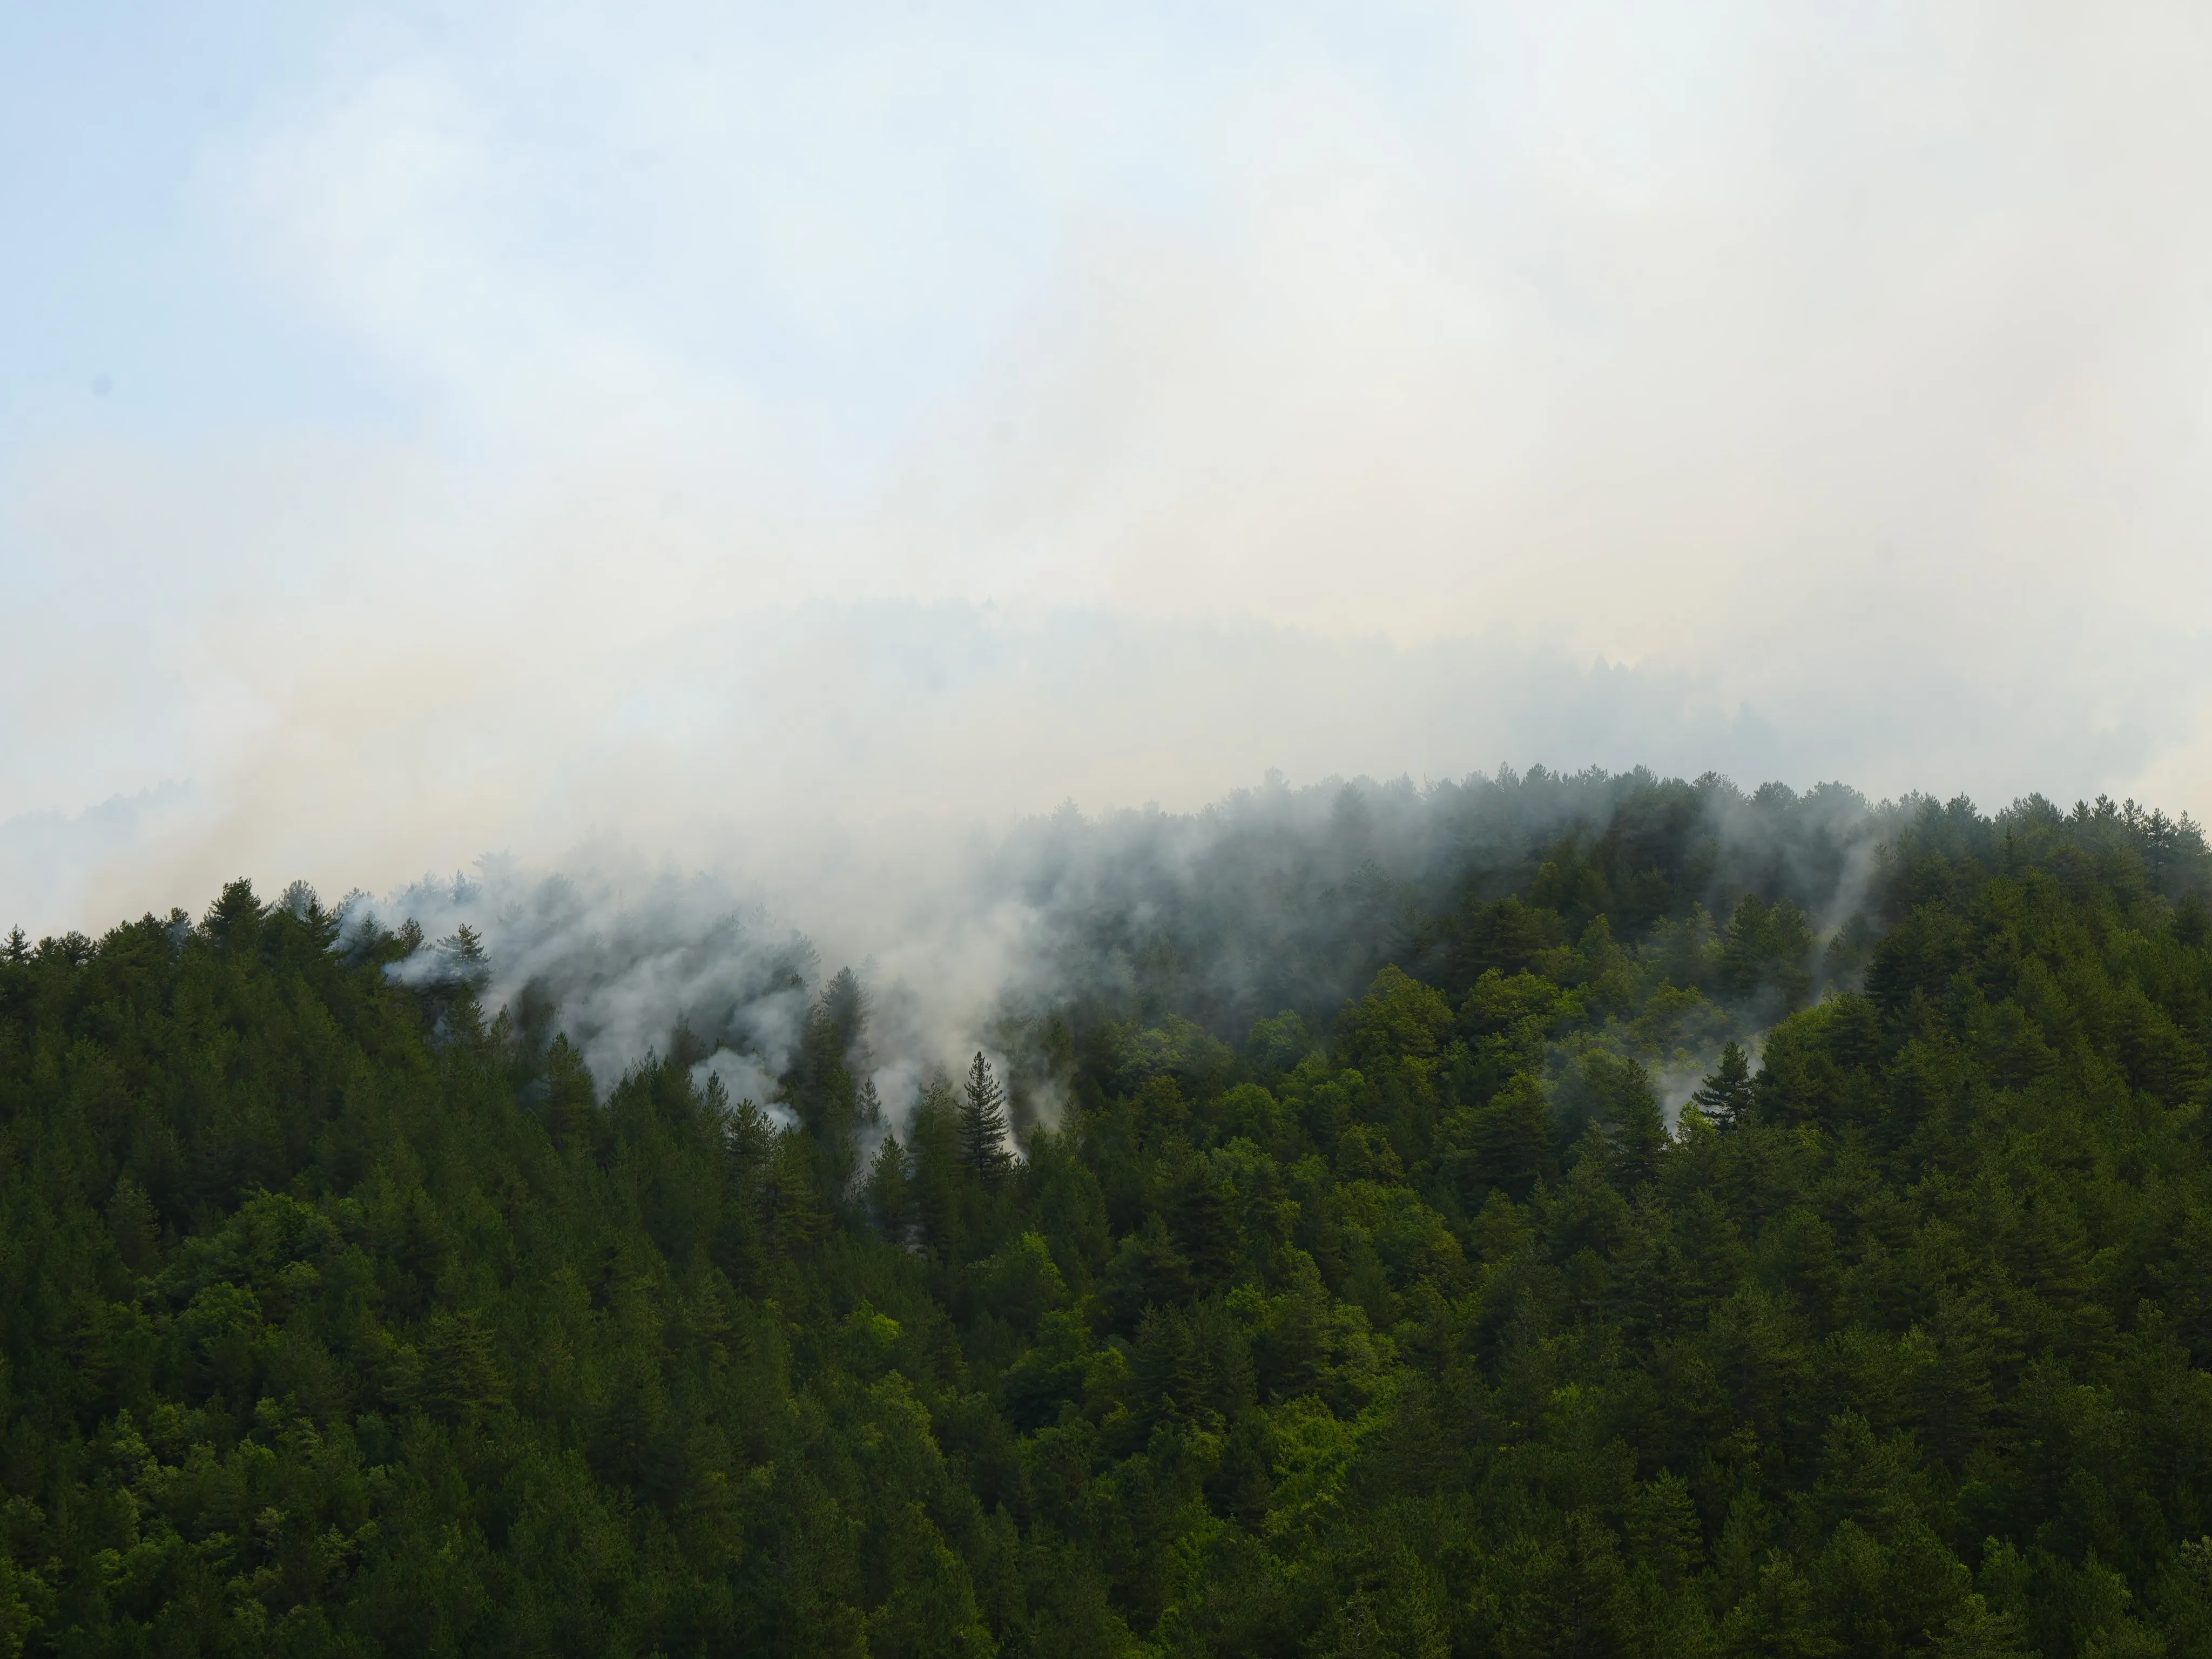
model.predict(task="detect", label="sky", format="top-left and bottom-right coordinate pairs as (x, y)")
top-left (6, 0), bottom-right (2212, 940)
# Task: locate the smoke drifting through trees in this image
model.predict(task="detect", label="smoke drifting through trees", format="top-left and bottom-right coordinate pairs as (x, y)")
top-left (4, 765), bottom-right (2209, 1651)
top-left (308, 766), bottom-right (2196, 1148)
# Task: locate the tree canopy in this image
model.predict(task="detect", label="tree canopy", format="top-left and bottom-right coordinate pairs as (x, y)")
top-left (0, 777), bottom-right (2209, 1656)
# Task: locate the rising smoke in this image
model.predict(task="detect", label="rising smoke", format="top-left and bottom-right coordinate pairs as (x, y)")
top-left (336, 766), bottom-right (1912, 1131)
top-left (7, 5), bottom-right (2212, 952)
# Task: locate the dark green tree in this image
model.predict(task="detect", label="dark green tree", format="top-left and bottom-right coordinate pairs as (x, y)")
top-left (1690, 1039), bottom-right (1755, 1129)
top-left (866, 1131), bottom-right (913, 1242)
top-left (958, 1050), bottom-right (1012, 1189)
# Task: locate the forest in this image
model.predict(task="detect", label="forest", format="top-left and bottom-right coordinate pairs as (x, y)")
top-left (2, 769), bottom-right (2211, 1657)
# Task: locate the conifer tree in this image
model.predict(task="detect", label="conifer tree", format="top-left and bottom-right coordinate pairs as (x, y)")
top-left (1689, 1040), bottom-right (1754, 1129)
top-left (441, 922), bottom-right (489, 985)
top-left (866, 1131), bottom-right (913, 1242)
top-left (958, 1051), bottom-right (1013, 1188)
top-left (203, 877), bottom-right (264, 952)
top-left (423, 1310), bottom-right (507, 1425)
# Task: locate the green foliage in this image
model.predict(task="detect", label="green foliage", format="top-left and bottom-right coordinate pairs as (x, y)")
top-left (960, 1053), bottom-right (1014, 1191)
top-left (1, 779), bottom-right (2211, 1654)
top-left (1691, 1040), bottom-right (1755, 1129)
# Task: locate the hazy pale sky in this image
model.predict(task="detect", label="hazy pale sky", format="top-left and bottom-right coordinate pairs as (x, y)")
top-left (6, 1), bottom-right (2212, 932)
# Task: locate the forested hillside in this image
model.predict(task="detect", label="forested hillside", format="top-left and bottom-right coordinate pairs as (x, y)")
top-left (3, 774), bottom-right (2212, 1656)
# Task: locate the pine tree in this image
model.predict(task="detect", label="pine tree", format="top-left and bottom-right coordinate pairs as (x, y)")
top-left (422, 1310), bottom-right (507, 1425)
top-left (543, 1033), bottom-right (597, 1141)
top-left (204, 878), bottom-right (264, 952)
top-left (440, 923), bottom-right (490, 987)
top-left (958, 1051), bottom-right (1013, 1189)
top-left (769, 1130), bottom-right (830, 1253)
top-left (1690, 1041), bottom-right (1754, 1129)
top-left (866, 1132), bottom-right (913, 1243)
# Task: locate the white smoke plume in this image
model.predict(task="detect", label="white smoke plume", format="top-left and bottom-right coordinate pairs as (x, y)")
top-left (319, 766), bottom-right (1912, 1129)
top-left (355, 861), bottom-right (812, 1093)
top-left (7, 2), bottom-right (2210, 1028)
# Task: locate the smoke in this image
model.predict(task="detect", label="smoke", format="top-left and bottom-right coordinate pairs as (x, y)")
top-left (7, 2), bottom-right (2212, 1024)
top-left (333, 835), bottom-right (1066, 1123)
top-left (349, 861), bottom-right (807, 1086)
top-left (315, 765), bottom-right (1913, 1131)
top-left (983, 768), bottom-right (1897, 1030)
top-left (1651, 1035), bottom-right (1769, 1133)
top-left (3, 595), bottom-right (2180, 953)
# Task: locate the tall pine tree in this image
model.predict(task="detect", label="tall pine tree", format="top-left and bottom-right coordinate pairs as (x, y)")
top-left (1689, 1040), bottom-right (1754, 1129)
top-left (866, 1131), bottom-right (913, 1242)
top-left (958, 1051), bottom-right (1013, 1189)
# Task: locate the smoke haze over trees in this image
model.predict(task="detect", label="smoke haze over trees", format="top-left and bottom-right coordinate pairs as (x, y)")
top-left (3, 768), bottom-right (2212, 1654)
top-left (11, 6), bottom-right (2212, 941)
top-left (15, 6), bottom-right (2212, 1653)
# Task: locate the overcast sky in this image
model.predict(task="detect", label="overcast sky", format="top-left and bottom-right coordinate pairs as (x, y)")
top-left (6, 1), bottom-right (2212, 934)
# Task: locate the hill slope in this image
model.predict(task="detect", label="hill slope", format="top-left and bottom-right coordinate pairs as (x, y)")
top-left (2, 777), bottom-right (2210, 1656)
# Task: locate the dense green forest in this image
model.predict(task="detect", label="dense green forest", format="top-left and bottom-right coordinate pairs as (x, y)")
top-left (4, 771), bottom-right (2212, 1656)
